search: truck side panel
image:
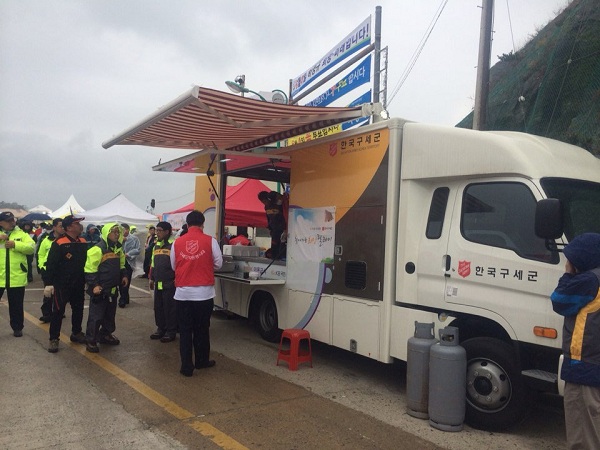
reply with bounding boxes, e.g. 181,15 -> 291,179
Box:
287,128 -> 389,298
285,127 -> 392,358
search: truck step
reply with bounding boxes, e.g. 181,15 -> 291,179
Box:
522,369 -> 557,384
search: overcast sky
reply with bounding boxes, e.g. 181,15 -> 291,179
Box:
0,0 -> 569,214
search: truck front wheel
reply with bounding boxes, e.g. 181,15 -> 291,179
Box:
462,337 -> 528,430
255,297 -> 281,343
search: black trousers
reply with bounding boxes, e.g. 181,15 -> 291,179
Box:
40,269 -> 52,319
49,283 -> 85,341
177,299 -> 213,373
143,251 -> 152,276
118,262 -> 133,305
0,287 -> 25,332
26,254 -> 34,282
85,293 -> 118,343
154,285 -> 177,335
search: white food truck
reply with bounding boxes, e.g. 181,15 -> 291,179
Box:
104,88 -> 600,430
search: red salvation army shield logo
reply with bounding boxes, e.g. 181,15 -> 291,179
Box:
329,143 -> 337,157
458,260 -> 471,278
186,240 -> 199,254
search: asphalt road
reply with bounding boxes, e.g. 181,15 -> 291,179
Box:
0,274 -> 567,449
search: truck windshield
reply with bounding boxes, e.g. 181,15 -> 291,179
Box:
541,178 -> 600,240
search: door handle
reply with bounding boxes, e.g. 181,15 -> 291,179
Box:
444,254 -> 451,277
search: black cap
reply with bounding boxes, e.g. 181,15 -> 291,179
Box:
62,215 -> 84,228
0,211 -> 15,222
156,221 -> 172,232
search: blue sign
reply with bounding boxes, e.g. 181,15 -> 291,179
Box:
342,90 -> 372,130
305,55 -> 371,108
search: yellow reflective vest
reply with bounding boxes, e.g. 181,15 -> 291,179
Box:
36,233 -> 55,272
0,226 -> 35,288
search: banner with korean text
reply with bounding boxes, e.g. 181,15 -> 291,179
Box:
289,207 -> 336,263
304,55 -> 371,108
291,16 -> 371,96
341,90 -> 372,130
285,91 -> 372,146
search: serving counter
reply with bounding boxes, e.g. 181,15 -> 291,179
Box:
214,273 -> 286,285
215,254 -> 286,285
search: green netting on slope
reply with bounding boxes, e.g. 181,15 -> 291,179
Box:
457,0 -> 600,156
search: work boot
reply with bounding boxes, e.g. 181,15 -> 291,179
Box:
99,334 -> 120,345
70,332 -> 86,344
195,360 -> 216,369
160,334 -> 176,343
48,339 -> 59,353
150,330 -> 164,340
179,368 -> 193,377
86,341 -> 99,353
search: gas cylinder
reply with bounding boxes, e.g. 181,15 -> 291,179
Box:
428,326 -> 466,432
406,322 -> 437,419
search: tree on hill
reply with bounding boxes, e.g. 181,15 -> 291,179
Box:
0,201 -> 28,210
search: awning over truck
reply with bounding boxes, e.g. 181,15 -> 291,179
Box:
102,86 -> 372,153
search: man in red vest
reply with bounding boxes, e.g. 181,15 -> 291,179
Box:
170,210 -> 222,377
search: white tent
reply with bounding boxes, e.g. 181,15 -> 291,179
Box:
28,204 -> 53,215
51,194 -> 85,217
80,193 -> 157,227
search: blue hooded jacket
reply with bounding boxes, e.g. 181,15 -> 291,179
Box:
551,233 -> 600,316
551,233 -> 600,386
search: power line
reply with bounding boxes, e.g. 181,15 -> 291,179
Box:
387,0 -> 449,106
545,0 -> 588,135
505,0 -> 516,54
504,0 -> 529,132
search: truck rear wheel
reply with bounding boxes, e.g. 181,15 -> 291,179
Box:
462,337 -> 528,430
255,297 -> 281,343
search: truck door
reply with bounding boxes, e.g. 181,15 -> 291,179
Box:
412,185 -> 458,305
444,180 -> 562,337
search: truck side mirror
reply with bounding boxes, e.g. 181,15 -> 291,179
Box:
535,199 -> 563,239
535,199 -> 565,253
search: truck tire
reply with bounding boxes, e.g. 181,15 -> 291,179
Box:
255,297 -> 281,343
462,337 -> 528,431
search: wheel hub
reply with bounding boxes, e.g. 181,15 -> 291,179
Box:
466,359 -> 512,412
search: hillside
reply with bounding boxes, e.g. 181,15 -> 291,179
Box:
457,0 -> 600,156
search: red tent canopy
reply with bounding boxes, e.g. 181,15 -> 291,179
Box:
224,179 -> 270,228
163,179 -> 271,228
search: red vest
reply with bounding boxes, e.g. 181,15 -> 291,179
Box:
174,227 -> 214,287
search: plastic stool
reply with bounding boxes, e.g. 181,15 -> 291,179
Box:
276,329 -> 313,371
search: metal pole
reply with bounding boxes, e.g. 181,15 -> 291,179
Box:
473,0 -> 493,130
374,6 -> 382,105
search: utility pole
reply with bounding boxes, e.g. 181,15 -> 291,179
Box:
473,0 -> 494,130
